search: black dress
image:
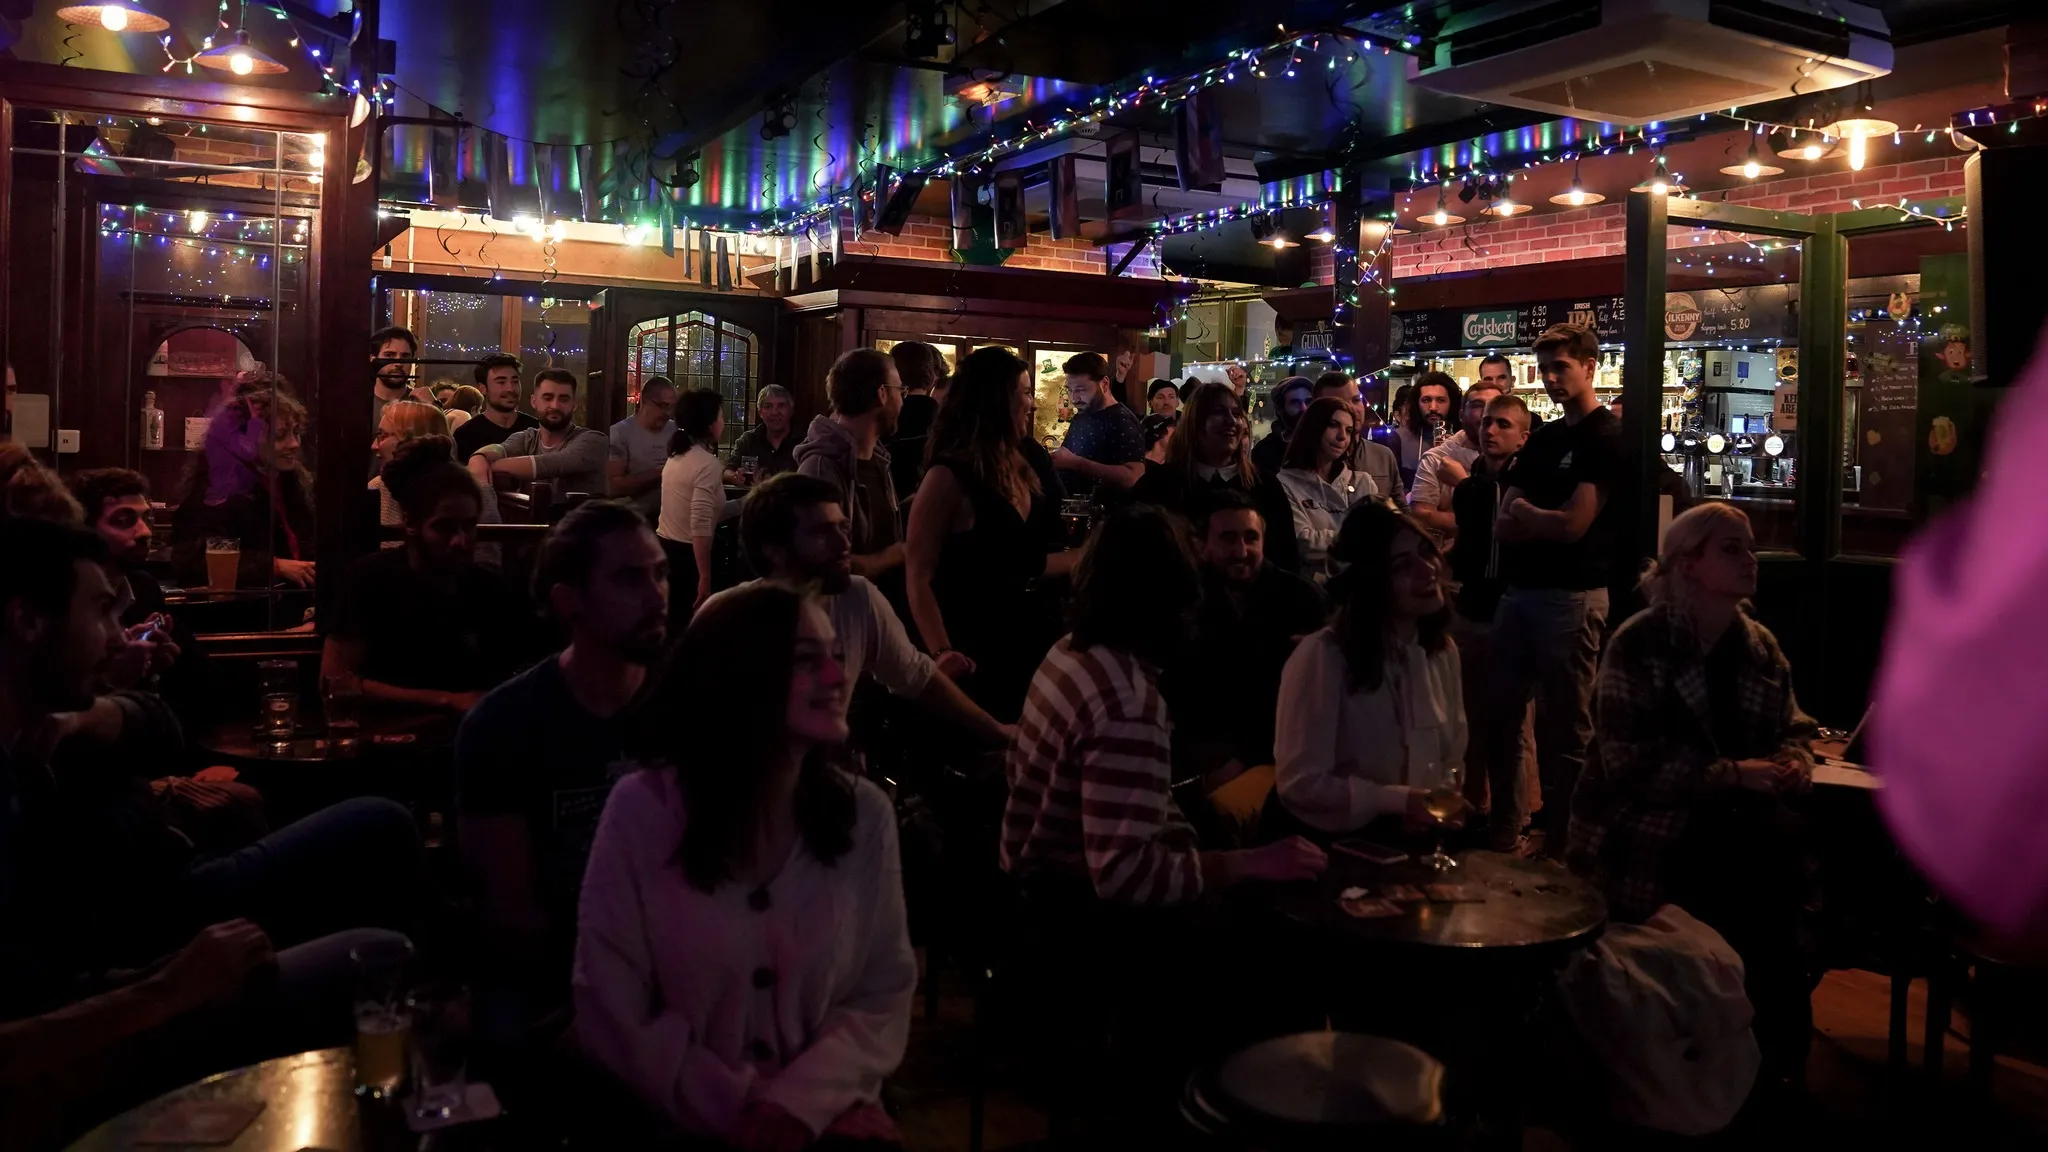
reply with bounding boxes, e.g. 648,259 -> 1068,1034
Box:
928,455 -> 1063,723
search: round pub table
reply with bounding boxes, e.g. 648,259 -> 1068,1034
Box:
1271,850 -> 1607,1151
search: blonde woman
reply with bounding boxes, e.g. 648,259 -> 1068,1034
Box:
1567,501 -> 1816,1092
371,399 -> 449,530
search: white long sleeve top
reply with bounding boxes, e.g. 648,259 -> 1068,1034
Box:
571,769 -> 916,1139
1273,628 -> 1466,833
657,445 -> 738,543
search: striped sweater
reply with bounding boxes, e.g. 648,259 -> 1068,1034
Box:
999,637 -> 1203,906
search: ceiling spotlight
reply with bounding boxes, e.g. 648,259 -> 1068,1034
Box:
195,29 -> 288,76
1548,158 -> 1605,206
677,152 -> 701,188
760,90 -> 800,141
1247,211 -> 1277,242
904,0 -> 956,59
55,2 -> 168,32
1720,136 -> 1784,180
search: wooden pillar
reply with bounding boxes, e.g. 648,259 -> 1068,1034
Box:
314,0 -> 383,626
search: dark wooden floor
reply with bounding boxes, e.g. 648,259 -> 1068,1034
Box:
889,962 -> 2048,1150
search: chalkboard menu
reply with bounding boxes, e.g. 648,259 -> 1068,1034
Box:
1391,284 -> 1792,353
1857,320 -> 1920,514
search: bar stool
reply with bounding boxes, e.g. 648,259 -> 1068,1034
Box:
1180,1032 -> 1449,1150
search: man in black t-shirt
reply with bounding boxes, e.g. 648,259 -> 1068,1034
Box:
456,503 -> 668,1039
1487,323 -> 1622,852
1052,350 -> 1145,502
451,354 -> 537,460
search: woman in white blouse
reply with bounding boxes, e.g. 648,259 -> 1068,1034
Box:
658,388 -> 740,612
574,582 -> 916,1147
1273,397 -> 1377,585
1270,500 -> 1468,841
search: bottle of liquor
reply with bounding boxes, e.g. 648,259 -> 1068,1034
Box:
139,390 -> 165,451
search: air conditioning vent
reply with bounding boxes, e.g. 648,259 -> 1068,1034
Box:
1415,0 -> 1891,124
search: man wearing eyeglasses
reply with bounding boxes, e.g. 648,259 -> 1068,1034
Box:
606,376 -> 679,519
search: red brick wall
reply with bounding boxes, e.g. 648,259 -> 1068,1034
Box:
1389,156 -> 1968,278
834,211 -> 1161,277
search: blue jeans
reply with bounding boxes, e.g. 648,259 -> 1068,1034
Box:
183,796 -> 420,949
1483,587 -> 1609,844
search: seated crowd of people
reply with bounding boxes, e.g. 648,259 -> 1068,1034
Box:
0,319 -> 1822,1148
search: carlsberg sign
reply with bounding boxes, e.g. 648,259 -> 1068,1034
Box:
1461,310 -> 1518,347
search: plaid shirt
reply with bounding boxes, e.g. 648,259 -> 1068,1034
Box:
1567,604 -> 1816,921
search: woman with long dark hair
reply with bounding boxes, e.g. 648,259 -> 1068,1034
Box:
658,388 -> 739,613
1275,396 -> 1377,585
576,582 -> 915,1146
905,345 -> 1077,721
322,435 -> 523,712
1270,500 -> 1466,841
1131,380 -> 1300,573
170,376 -> 316,590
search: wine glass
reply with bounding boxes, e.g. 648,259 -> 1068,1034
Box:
1419,759 -> 1466,873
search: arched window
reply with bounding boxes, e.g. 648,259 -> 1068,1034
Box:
627,311 -> 760,448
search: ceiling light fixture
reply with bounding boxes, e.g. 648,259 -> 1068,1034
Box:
1720,135 -> 1784,180
1421,186 -> 1464,227
1548,158 -> 1605,206
1482,197 -> 1530,217
1305,226 -> 1336,242
1775,131 -> 1832,161
195,29 -> 288,76
1824,83 -> 1898,172
55,2 -> 168,32
1632,153 -> 1686,196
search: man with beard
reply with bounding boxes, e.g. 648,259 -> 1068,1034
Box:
469,368 -> 609,498
795,349 -> 904,579
1409,381 -> 1501,549
452,353 -> 537,460
1250,375 -> 1314,480
711,472 -> 1011,748
1167,491 -> 1325,801
370,327 -> 433,463
1051,350 -> 1146,502
456,502 -> 670,1040
70,469 -> 185,693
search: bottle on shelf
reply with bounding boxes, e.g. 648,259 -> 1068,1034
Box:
139,390 -> 165,451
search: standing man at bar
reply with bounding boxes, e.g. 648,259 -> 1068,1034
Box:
1487,323 -> 1623,853
1250,376 -> 1314,480
1051,352 -> 1146,502
1409,381 -> 1501,549
453,354 -> 536,460
371,327 -> 428,474
606,376 -> 677,520
469,369 -> 609,498
795,349 -> 904,580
